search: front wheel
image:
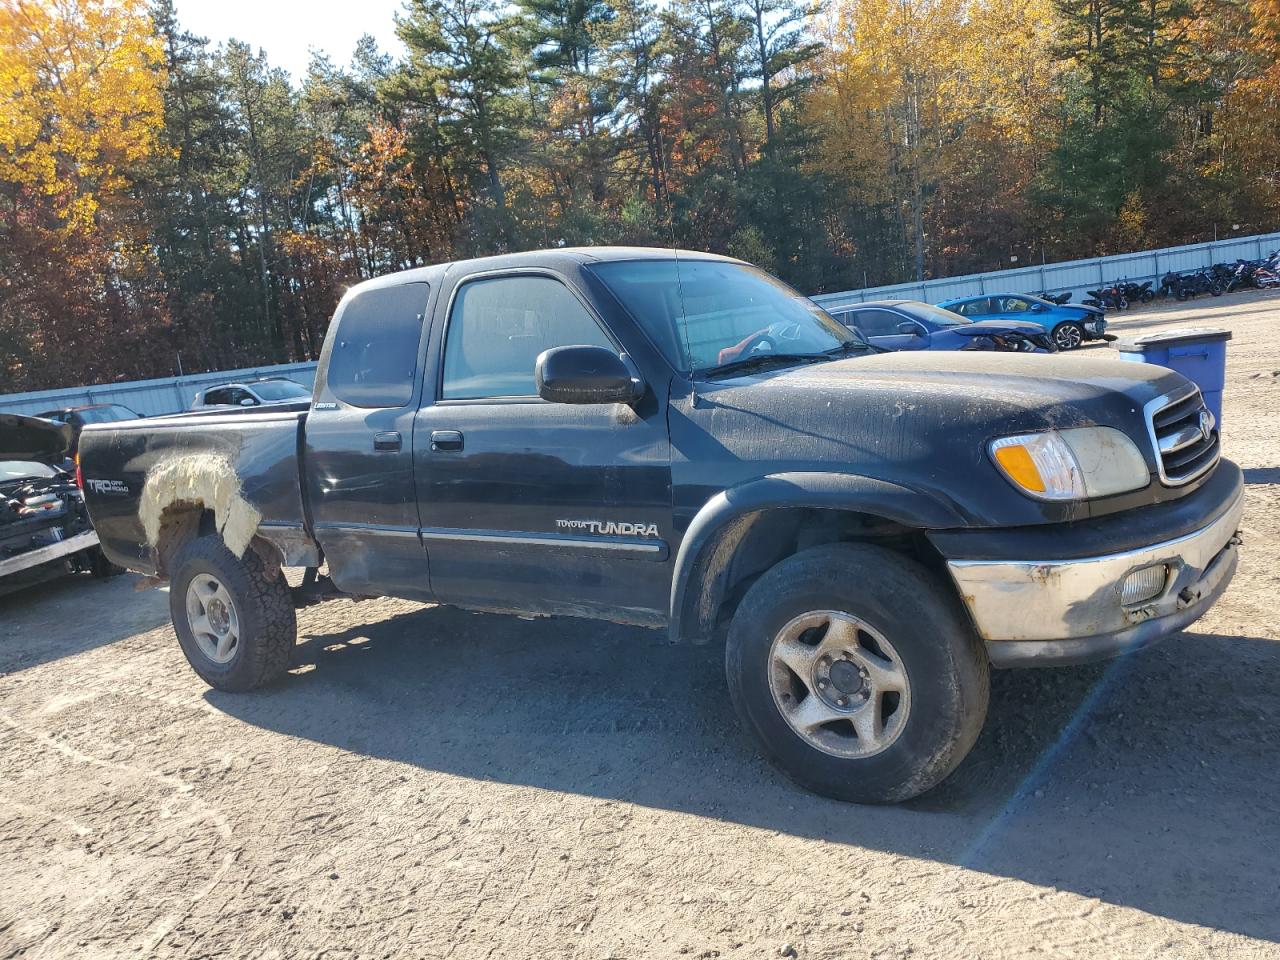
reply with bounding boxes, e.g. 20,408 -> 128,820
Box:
725,543 -> 989,804
169,535 -> 297,691
1052,321 -> 1085,350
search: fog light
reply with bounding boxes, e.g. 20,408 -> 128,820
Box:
1119,565 -> 1168,605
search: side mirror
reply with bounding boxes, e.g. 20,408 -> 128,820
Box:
1030,302 -> 1046,313
897,321 -> 923,337
239,397 -> 256,407
536,345 -> 642,405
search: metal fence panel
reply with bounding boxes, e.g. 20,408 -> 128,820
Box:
813,230 -> 1280,309
0,361 -> 318,417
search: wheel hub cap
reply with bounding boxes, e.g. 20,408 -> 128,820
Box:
827,658 -> 865,695
185,573 -> 241,665
767,610 -> 912,759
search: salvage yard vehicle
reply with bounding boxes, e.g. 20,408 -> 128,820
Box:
937,293 -> 1108,351
78,248 -> 1243,804
191,377 -> 311,410
827,299 -> 1054,352
1,414 -> 117,595
34,403 -> 141,458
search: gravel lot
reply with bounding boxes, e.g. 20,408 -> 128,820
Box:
3,290 -> 1279,960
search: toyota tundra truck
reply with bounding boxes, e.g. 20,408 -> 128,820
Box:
78,247 -> 1243,803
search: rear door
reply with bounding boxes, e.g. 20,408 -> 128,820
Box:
413,269 -> 673,622
305,281 -> 434,599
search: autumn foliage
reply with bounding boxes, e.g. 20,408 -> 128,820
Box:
0,0 -> 1277,390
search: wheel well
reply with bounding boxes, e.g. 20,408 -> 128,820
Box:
678,507 -> 945,643
153,503 -> 215,578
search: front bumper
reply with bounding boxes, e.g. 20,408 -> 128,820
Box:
1083,317 -> 1107,337
945,482 -> 1243,667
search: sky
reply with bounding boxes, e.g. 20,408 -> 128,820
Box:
174,0 -> 408,80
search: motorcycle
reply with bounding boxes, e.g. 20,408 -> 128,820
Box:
1034,291 -> 1072,305
1118,280 -> 1154,304
1086,284 -> 1127,310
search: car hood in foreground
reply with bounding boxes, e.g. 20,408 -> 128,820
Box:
0,414 -> 72,463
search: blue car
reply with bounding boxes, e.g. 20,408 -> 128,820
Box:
935,293 -> 1107,351
828,300 -> 1054,353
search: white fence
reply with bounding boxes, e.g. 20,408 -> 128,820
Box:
0,361 -> 318,418
811,231 -> 1280,312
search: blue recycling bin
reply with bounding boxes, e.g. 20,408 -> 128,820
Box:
1115,328 -> 1231,428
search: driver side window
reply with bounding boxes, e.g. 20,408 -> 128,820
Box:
442,275 -> 615,400
854,309 -> 906,337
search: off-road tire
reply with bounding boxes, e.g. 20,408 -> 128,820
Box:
725,543 -> 989,804
169,535 -> 296,691
1052,321 -> 1085,350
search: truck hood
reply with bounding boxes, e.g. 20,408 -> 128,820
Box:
0,414 -> 72,463
682,350 -> 1192,525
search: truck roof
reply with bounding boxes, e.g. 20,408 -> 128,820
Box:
343,246 -> 742,298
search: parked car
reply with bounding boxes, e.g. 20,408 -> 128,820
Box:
191,378 -> 311,410
35,403 -> 142,458
80,247 -> 1240,805
936,293 -> 1108,351
828,300 -> 1054,352
1,414 -> 118,594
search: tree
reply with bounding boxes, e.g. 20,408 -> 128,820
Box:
0,0 -> 166,388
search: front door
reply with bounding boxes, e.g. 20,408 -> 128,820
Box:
414,271 -> 673,623
853,308 -> 929,350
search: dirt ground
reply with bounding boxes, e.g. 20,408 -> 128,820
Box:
3,290 -> 1279,960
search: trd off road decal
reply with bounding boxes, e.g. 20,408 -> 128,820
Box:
556,519 -> 660,538
86,478 -> 130,496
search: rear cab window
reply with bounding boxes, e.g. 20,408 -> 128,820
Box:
328,283 -> 430,407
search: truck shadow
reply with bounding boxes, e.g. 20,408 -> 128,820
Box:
209,603 -> 1280,943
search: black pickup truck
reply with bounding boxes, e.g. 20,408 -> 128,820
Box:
79,248 -> 1243,803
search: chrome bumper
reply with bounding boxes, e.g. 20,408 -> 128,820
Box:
947,489 -> 1244,667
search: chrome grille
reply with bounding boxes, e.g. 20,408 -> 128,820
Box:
1145,388 -> 1219,485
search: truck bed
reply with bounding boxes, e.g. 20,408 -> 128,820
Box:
79,404 -> 311,575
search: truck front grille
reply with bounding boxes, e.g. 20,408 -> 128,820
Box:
1147,388 -> 1219,485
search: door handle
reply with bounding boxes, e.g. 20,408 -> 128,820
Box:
430,430 -> 464,452
373,431 -> 402,452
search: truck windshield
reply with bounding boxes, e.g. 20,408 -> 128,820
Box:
588,259 -> 863,376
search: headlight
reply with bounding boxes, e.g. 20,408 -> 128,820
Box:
989,427 -> 1149,500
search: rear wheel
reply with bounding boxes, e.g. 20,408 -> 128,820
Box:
1052,321 -> 1085,350
169,535 -> 296,691
725,543 -> 989,804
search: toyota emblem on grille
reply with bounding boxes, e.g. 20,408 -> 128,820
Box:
1198,409 -> 1214,441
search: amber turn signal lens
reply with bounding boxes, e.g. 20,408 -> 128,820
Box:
992,444 -> 1045,493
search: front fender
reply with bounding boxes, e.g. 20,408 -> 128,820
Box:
668,472 -> 968,643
